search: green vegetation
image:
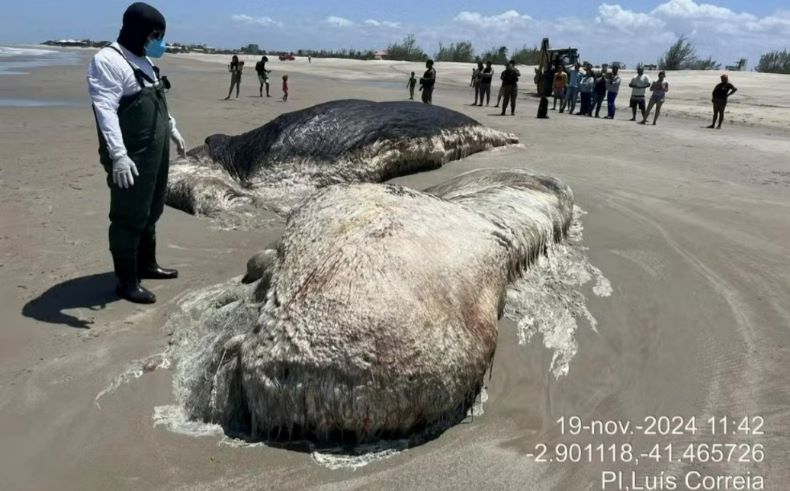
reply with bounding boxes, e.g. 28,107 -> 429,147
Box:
434,41 -> 475,63
756,49 -> 790,74
658,35 -> 719,70
386,34 -> 429,62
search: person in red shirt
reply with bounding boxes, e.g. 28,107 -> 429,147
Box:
282,74 -> 288,101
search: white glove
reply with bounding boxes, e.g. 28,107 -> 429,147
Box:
112,155 -> 138,189
171,127 -> 187,158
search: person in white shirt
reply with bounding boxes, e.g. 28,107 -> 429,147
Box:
628,65 -> 651,121
604,66 -> 621,119
87,2 -> 186,304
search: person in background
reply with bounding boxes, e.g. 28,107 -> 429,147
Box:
471,61 -> 483,105
628,64 -> 651,121
87,2 -> 186,304
640,70 -> 668,125
578,64 -> 595,116
500,59 -> 520,116
478,60 -> 494,106
708,74 -> 737,129
407,71 -> 417,100
224,55 -> 243,100
593,68 -> 607,117
419,59 -> 436,104
255,55 -> 271,97
561,63 -> 581,114
282,74 -> 288,101
604,65 -> 621,119
552,64 -> 567,111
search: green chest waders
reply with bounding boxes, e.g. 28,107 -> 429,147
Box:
93,47 -> 172,298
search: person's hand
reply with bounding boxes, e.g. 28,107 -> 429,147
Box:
171,127 -> 187,158
112,155 -> 138,189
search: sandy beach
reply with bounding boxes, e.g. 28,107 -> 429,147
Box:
1,49 -> 789,490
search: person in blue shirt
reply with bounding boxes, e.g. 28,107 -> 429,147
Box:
561,63 -> 581,114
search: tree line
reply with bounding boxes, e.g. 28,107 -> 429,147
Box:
299,34 -> 789,75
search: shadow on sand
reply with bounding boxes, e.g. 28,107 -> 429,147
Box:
21,272 -> 118,329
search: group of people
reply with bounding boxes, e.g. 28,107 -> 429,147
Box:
470,60 -> 522,115
549,64 -> 668,124
405,59 -> 439,104
546,62 -> 737,128
408,58 -> 523,115
224,54 -> 288,101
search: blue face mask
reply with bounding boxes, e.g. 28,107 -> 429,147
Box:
145,37 -> 166,58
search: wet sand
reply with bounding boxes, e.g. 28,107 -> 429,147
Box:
1,52 -> 789,490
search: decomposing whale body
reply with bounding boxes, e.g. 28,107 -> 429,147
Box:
165,100 -> 518,217
168,168 -> 573,443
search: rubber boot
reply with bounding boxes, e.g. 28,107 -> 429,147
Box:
138,234 -> 178,280
113,256 -> 156,304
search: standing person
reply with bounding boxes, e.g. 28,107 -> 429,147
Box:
87,2 -> 186,304
640,71 -> 668,125
224,55 -> 243,100
419,59 -> 436,104
593,68 -> 607,117
552,65 -> 567,111
578,65 -> 595,116
478,60 -> 494,106
708,74 -> 737,129
604,65 -> 621,119
255,55 -> 271,97
282,74 -> 288,101
500,60 -> 520,116
628,65 -> 651,121
561,63 -> 581,114
470,61 -> 483,105
407,71 -> 417,100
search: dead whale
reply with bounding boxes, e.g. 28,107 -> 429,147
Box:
165,100 -> 518,218
167,168 -> 573,443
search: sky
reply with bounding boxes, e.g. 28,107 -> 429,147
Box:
2,0 -> 789,68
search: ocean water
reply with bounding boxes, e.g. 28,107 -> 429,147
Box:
0,46 -> 85,107
0,46 -> 82,75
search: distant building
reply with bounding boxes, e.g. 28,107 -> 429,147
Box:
610,61 -> 626,69
241,44 -> 262,54
643,64 -> 658,71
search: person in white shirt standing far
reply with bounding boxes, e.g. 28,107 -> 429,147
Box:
87,2 -> 187,304
604,65 -> 621,119
628,65 -> 651,122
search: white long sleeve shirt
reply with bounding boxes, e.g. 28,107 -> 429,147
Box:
87,42 -> 176,161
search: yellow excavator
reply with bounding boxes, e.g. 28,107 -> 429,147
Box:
534,38 -> 580,95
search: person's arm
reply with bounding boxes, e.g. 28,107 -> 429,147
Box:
728,85 -> 737,97
629,77 -> 636,88
664,82 -> 669,92
168,114 -> 187,158
88,55 -> 129,161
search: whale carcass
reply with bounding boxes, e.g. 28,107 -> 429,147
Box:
168,168 -> 574,443
165,100 -> 518,217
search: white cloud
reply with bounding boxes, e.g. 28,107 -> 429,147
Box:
596,4 -> 665,31
363,19 -> 401,29
453,10 -> 532,30
324,16 -> 354,28
231,14 -> 283,28
651,0 -> 753,21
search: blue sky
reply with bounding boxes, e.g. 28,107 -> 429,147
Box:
3,0 -> 789,67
